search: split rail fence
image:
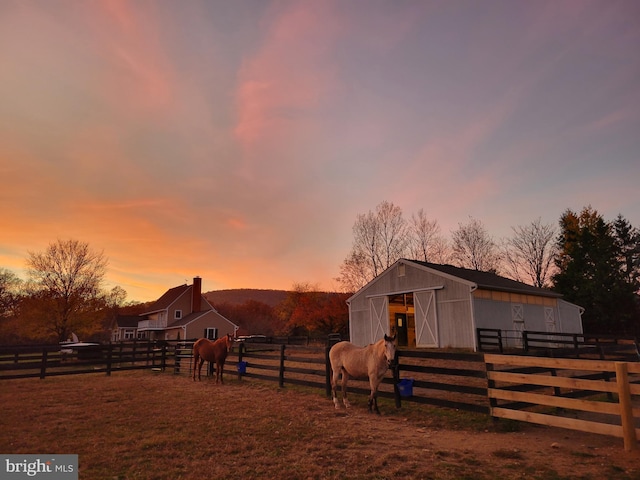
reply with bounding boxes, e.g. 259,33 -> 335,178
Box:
485,354 -> 640,451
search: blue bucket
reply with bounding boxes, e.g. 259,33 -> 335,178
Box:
237,361 -> 247,374
397,378 -> 414,397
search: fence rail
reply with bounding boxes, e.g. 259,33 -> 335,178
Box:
485,353 -> 640,451
477,328 -> 640,361
4,340 -> 640,450
0,341 -> 175,380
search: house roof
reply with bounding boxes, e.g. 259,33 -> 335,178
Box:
167,309 -> 236,328
115,315 -> 143,328
140,284 -> 190,315
406,260 -> 562,298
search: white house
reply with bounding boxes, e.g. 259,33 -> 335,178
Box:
347,259 -> 584,350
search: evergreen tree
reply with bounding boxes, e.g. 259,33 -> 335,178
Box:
553,207 -> 638,335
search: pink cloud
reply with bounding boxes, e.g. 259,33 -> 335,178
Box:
90,1 -> 176,114
233,2 -> 342,148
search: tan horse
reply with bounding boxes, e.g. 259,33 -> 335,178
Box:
329,334 -> 396,414
192,334 -> 233,383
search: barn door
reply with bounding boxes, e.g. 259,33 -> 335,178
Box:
544,307 -> 558,346
512,304 -> 524,348
369,296 -> 389,343
414,291 -> 437,347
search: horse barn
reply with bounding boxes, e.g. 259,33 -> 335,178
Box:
347,259 -> 584,351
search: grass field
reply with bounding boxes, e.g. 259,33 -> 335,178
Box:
1,371 -> 639,479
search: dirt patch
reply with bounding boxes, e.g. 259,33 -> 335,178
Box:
1,372 -> 638,479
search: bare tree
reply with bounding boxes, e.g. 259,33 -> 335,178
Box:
337,201 -> 408,292
451,217 -> 501,271
377,200 -> 409,269
25,239 -> 108,342
502,218 -> 557,287
0,268 -> 22,318
408,209 -> 447,262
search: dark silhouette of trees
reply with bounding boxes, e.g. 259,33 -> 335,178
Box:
451,217 -> 501,272
502,218 -> 557,288
553,207 -> 639,335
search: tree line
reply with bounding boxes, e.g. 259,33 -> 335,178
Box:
0,240 -> 350,344
2,202 -> 639,343
337,201 -> 640,335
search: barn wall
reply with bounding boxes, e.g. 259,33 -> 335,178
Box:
473,298 -> 512,331
558,300 -> 584,333
348,306 -> 371,346
437,299 -> 475,348
348,261 -> 476,347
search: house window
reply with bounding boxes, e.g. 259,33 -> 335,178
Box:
205,327 -> 217,340
124,329 -> 135,340
175,310 -> 182,320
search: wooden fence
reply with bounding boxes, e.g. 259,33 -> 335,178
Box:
4,340 -> 640,450
485,354 -> 640,451
0,341 -> 173,380
477,328 -> 640,361
233,342 -> 489,413
0,340 -> 489,414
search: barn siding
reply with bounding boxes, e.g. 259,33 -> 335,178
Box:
558,300 -> 584,334
348,260 -> 583,350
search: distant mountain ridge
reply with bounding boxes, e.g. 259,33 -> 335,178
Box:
204,289 -> 288,308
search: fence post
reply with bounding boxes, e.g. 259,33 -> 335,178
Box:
40,349 -> 47,380
325,346 -> 332,397
106,345 -> 113,376
393,351 -> 401,409
161,344 -> 167,372
615,362 -> 637,452
278,344 -> 285,388
237,342 -> 244,381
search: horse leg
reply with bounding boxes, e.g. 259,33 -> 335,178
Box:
217,361 -> 224,384
192,354 -> 197,381
197,358 -> 204,381
341,369 -> 351,409
368,376 -> 381,414
331,366 -> 341,409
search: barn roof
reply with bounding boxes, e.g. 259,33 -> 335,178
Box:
405,260 -> 562,298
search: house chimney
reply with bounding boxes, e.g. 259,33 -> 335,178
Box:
192,276 -> 202,312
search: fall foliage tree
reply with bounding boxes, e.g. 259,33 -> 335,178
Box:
25,239 -> 108,342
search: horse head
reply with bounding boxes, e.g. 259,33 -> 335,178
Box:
383,334 -> 397,367
224,333 -> 233,353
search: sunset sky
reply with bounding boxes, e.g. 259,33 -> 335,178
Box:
1,0 -> 639,302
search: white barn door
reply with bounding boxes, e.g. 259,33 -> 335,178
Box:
414,291 -> 438,347
369,296 -> 389,344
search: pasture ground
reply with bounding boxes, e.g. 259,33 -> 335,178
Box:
1,371 -> 639,480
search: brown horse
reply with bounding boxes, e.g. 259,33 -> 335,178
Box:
192,334 -> 233,383
329,334 -> 396,414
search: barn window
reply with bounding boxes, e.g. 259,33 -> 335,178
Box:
205,327 -> 217,340
398,264 -> 405,277
175,310 -> 182,320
